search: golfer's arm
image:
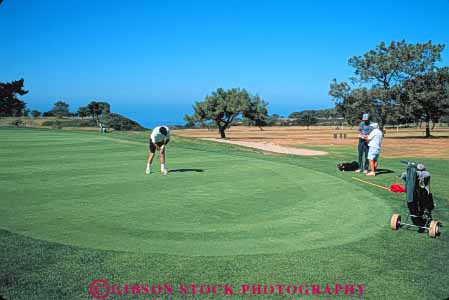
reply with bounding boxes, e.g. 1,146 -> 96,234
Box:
150,136 -> 161,150
357,124 -> 363,136
358,131 -> 364,139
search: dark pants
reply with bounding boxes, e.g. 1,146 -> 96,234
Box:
149,139 -> 170,153
358,138 -> 369,170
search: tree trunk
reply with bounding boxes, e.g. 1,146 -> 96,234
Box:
425,121 -> 431,138
218,126 -> 226,138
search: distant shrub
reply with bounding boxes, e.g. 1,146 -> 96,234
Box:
42,119 -> 97,127
40,115 -> 145,131
10,119 -> 24,127
106,113 -> 146,131
51,120 -> 63,129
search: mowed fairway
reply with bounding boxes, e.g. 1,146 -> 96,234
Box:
0,128 -> 448,300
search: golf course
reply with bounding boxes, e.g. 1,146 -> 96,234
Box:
0,127 -> 448,300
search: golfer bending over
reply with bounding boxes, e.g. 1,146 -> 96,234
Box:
145,126 -> 170,175
365,123 -> 383,176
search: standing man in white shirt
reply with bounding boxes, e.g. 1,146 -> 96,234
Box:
145,126 -> 170,175
365,123 -> 383,176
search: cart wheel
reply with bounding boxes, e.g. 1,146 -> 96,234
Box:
428,220 -> 440,238
390,214 -> 401,230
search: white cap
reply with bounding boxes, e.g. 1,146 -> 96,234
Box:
370,122 -> 379,129
417,163 -> 426,171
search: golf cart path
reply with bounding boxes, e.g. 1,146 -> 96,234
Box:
201,138 -> 328,156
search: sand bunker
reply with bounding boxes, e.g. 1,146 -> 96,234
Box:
201,138 -> 327,156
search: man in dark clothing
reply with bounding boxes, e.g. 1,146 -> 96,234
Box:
356,113 -> 372,173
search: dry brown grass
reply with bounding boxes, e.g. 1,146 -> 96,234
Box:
173,126 -> 449,159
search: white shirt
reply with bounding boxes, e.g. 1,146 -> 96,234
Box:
368,128 -> 383,149
151,126 -> 170,144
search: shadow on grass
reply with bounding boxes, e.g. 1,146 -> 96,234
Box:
168,168 -> 205,173
375,168 -> 395,175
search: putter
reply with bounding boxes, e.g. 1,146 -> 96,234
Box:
351,177 -> 390,191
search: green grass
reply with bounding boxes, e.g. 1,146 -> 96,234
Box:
0,128 -> 448,300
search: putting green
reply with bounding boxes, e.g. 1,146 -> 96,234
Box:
0,129 -> 391,256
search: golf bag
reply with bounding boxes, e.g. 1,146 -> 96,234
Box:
337,161 -> 359,171
401,163 -> 434,227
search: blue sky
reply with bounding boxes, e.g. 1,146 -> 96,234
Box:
1,0 -> 449,127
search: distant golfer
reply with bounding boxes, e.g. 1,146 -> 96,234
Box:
145,126 -> 170,175
356,113 -> 372,173
365,122 -> 383,176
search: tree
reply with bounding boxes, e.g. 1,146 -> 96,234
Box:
186,88 -> 267,138
31,110 -> 41,118
266,114 -> 281,126
77,106 -> 91,119
329,80 -> 352,122
401,67 -> 449,137
296,112 -> 318,129
183,114 -> 196,128
99,112 -> 112,128
347,40 -> 444,128
331,41 -> 445,128
50,101 -> 70,118
289,109 -> 336,120
329,80 -> 377,127
243,95 -> 269,130
87,101 -> 110,125
0,78 -> 28,117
